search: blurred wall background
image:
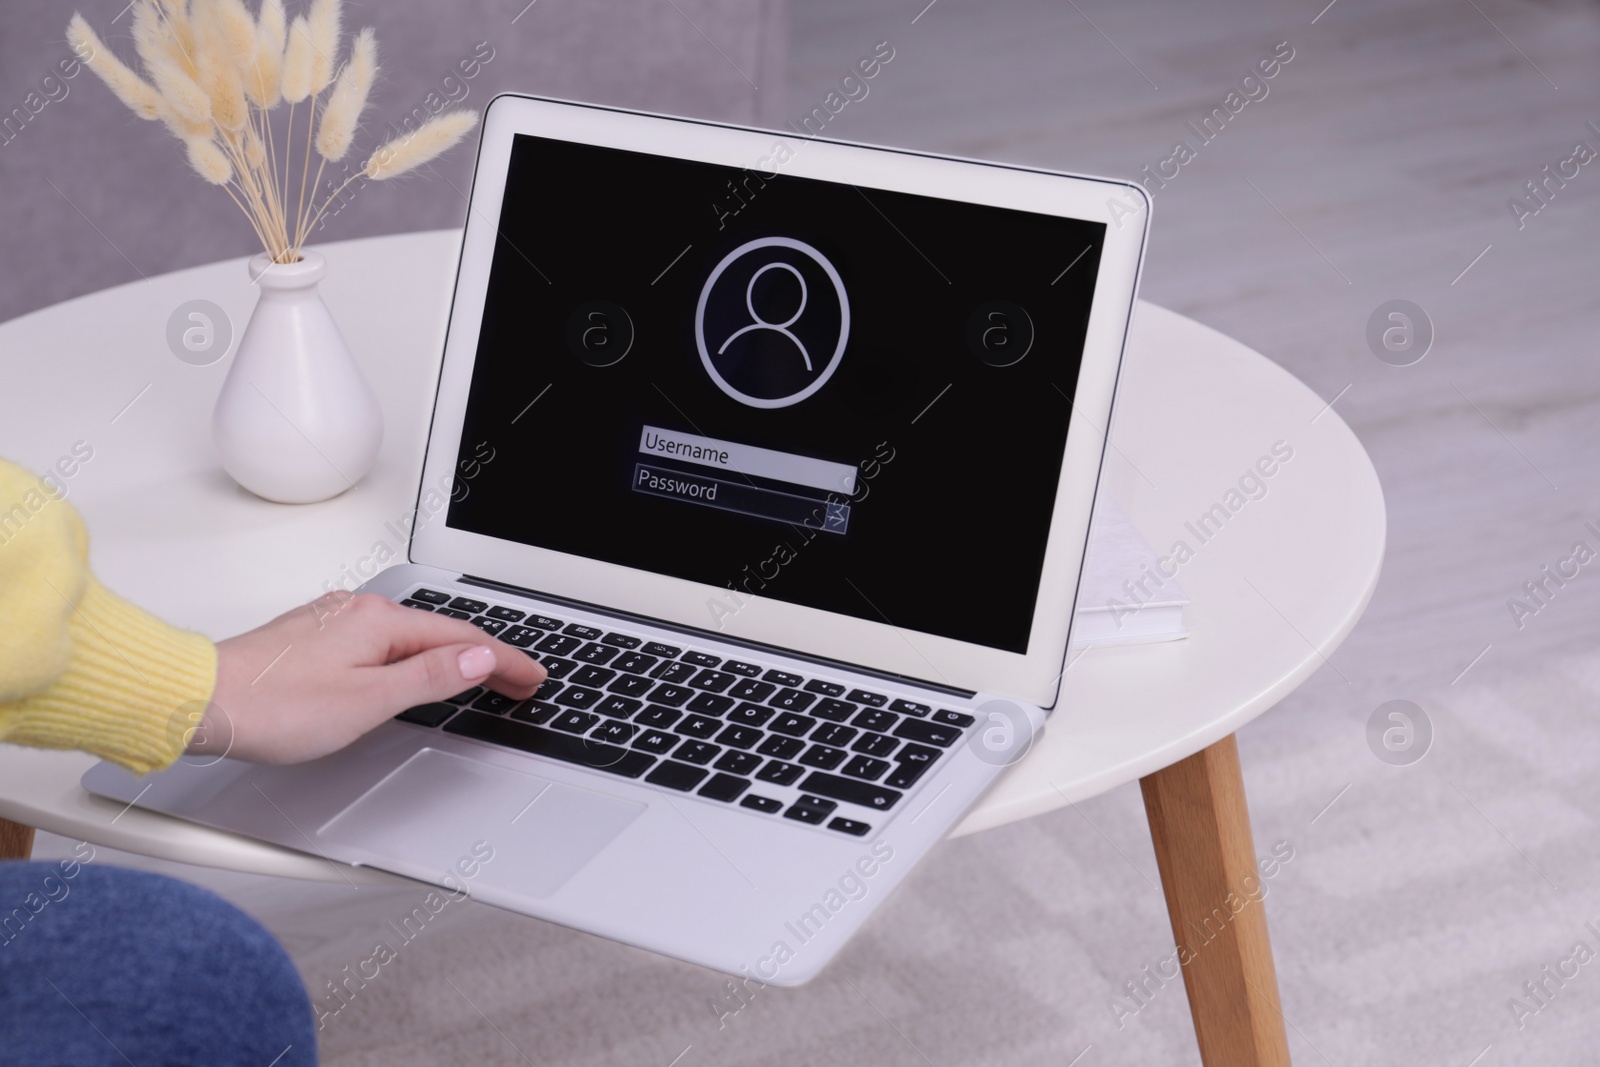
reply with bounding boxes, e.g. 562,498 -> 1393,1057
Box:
0,0 -> 786,324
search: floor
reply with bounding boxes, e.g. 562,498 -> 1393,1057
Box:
31,0 -> 1600,1062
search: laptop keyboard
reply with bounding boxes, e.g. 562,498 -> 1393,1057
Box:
393,587 -> 978,838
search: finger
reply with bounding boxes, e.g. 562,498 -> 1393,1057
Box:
328,595 -> 502,660
376,641 -> 542,709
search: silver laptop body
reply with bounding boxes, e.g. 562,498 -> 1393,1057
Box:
85,94 -> 1149,984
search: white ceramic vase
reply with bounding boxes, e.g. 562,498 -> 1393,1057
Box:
212,250 -> 383,504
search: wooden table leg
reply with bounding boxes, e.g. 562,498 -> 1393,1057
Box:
0,816 -> 35,860
1140,734 -> 1290,1067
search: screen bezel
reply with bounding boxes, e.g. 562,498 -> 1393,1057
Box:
411,93 -> 1150,708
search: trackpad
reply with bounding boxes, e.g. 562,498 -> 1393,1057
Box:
317,748 -> 644,898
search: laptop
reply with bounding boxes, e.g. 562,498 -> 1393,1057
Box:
85,94 -> 1149,985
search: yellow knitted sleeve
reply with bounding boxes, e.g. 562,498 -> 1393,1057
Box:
0,458 -> 216,774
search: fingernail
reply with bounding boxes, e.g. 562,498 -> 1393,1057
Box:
458,645 -> 495,680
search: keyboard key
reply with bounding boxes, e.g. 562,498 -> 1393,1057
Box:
570,665 -> 617,689
443,711 -> 655,777
535,633 -> 583,657
883,761 -> 930,789
681,651 -> 721,668
601,633 -> 641,649
410,588 -> 450,604
885,744 -> 939,789
510,701 -> 560,726
645,761 -> 708,791
715,724 -> 763,749
437,608 -> 474,620
396,702 -> 456,727
486,605 -> 525,622
727,702 -> 775,728
798,744 -> 847,770
594,695 -> 642,719
674,715 -> 722,740
448,597 -> 488,614
673,741 -> 721,765
842,755 -> 890,781
470,616 -> 507,635
540,657 -> 577,679
501,625 -> 540,648
889,698 -> 932,717
812,723 -> 858,747
689,669 -> 735,693
551,710 -> 600,734
894,719 -> 961,747
763,669 -> 803,688
472,691 -> 519,714
714,750 -> 762,775
756,761 -> 804,786
853,708 -> 899,733
784,795 -> 837,824
804,679 -> 846,697
648,683 -> 694,707
642,642 -> 682,658
722,660 -> 762,677
769,689 -> 816,712
797,771 -> 902,811
756,735 -> 804,760
553,687 -> 602,710
650,661 -> 698,684
740,794 -> 783,813
633,730 -> 679,755
612,652 -> 658,674
563,623 -> 604,640
607,674 -> 655,698
852,732 -> 899,758
769,713 -> 816,736
934,709 -> 977,727
399,599 -> 435,611
847,689 -> 887,707
728,679 -> 776,702
574,642 -> 618,665
531,680 -> 565,701
828,817 -> 872,836
526,614 -> 564,631
636,705 -> 682,729
686,692 -> 734,716
592,720 -> 636,744
698,773 -> 750,803
811,698 -> 856,722
447,686 -> 484,705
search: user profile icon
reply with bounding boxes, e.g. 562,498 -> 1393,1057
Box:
967,300 -> 1034,367
695,236 -> 849,408
566,299 -> 634,367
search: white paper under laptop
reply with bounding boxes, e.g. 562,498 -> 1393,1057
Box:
84,95 -> 1150,984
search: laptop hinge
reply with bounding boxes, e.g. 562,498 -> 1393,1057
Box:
458,574 -> 977,699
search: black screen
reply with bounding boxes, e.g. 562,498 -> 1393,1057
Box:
447,132 -> 1105,653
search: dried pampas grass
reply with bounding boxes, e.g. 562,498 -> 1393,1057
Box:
365,112 -> 478,180
66,16 -> 164,120
67,0 -> 479,263
187,136 -> 233,184
306,0 -> 341,94
314,26 -> 373,162
247,0 -> 285,107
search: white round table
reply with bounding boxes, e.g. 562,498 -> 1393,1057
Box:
0,230 -> 1383,1067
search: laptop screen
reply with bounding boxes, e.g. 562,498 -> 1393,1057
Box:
445,133 -> 1106,655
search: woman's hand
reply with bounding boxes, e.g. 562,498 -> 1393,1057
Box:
193,592 -> 546,764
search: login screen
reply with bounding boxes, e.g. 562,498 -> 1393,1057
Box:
445,132 -> 1106,653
